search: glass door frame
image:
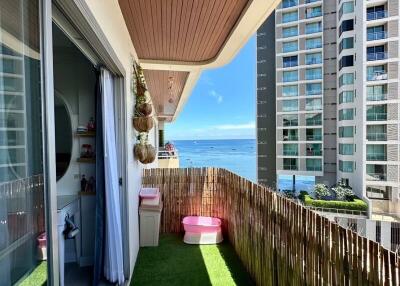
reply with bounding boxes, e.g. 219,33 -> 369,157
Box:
41,0 -> 59,285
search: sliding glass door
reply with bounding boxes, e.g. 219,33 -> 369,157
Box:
0,0 -> 47,284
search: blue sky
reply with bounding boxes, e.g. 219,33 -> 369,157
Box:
165,36 -> 256,141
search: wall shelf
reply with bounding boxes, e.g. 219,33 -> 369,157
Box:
76,131 -> 96,137
77,157 -> 96,163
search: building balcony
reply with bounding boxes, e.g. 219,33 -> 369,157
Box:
283,61 -> 298,68
282,0 -> 298,9
306,118 -> 322,126
139,168 -> 397,285
306,11 -> 322,19
306,149 -> 322,156
367,52 -> 388,61
306,134 -> 322,141
283,150 -> 298,156
283,164 -> 298,170
367,93 -> 387,101
366,153 -> 387,161
366,132 -> 387,141
367,112 -> 387,121
367,72 -> 387,81
283,135 -> 298,141
367,31 -> 387,41
366,11 -> 388,21
366,172 -> 387,181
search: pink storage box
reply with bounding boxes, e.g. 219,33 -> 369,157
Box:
140,188 -> 160,206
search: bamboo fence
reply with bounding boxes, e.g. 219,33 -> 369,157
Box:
142,167 -> 400,286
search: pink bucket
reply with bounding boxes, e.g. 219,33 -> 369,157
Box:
182,216 -> 221,233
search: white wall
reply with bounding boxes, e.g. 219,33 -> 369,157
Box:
83,0 -> 158,278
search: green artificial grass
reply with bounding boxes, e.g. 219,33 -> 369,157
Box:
20,261 -> 47,286
131,234 -> 255,286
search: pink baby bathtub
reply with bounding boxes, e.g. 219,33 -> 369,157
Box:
182,216 -> 223,244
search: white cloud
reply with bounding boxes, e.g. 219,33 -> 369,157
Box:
209,90 -> 223,103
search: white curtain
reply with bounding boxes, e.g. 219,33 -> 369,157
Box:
100,68 -> 125,284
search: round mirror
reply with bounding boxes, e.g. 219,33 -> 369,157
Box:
54,95 -> 72,181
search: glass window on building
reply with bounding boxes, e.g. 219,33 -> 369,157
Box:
282,99 -> 298,111
283,55 -> 298,68
339,37 -> 354,53
367,65 -> 386,81
339,19 -> 354,36
305,68 -> 322,80
339,1 -> 354,19
305,52 -> 322,65
366,165 -> 387,182
283,70 -> 298,82
282,85 -> 298,97
305,22 -> 322,34
283,129 -> 299,141
306,128 -> 322,141
282,11 -> 298,23
367,25 -> 386,41
283,158 -> 298,170
283,26 -> 298,38
367,85 -> 387,101
367,45 -> 386,61
306,143 -> 322,156
306,113 -> 322,126
306,98 -> 322,111
283,143 -> 298,156
339,55 -> 354,70
306,83 -> 322,95
339,73 -> 354,87
282,0 -> 299,9
367,104 -> 387,121
339,160 -> 354,172
367,125 -> 387,141
305,37 -> 322,49
282,114 -> 298,126
367,144 -> 386,161
306,6 -> 322,19
339,143 -> 354,155
339,126 -> 354,138
306,158 -> 322,171
282,40 -> 298,53
339,91 -> 354,103
339,108 -> 354,121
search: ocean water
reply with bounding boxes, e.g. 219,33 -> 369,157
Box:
173,139 -> 257,182
172,139 -> 315,191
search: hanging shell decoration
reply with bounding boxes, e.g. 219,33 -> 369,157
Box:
132,62 -> 157,164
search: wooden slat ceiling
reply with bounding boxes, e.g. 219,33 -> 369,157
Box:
143,69 -> 189,119
119,0 -> 250,62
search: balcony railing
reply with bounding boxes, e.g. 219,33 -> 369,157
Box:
367,31 -> 388,41
367,93 -> 387,101
283,135 -> 298,141
367,10 -> 388,21
366,172 -> 387,181
307,134 -> 322,141
367,52 -> 388,61
306,165 -> 322,171
282,0 -> 298,9
283,61 -> 298,68
367,112 -> 387,121
367,132 -> 387,141
367,153 -> 387,161
283,120 -> 298,127
283,164 -> 298,170
307,150 -> 322,156
306,118 -> 322,126
367,72 -> 388,81
142,167 -> 400,285
283,150 -> 298,156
